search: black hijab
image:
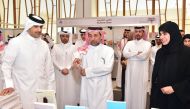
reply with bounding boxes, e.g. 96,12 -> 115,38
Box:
152,21 -> 183,83
183,34 -> 190,41
159,21 -> 183,53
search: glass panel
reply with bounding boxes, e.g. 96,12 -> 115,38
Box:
71,4 -> 75,18
98,0 -> 106,16
106,0 -> 111,16
111,0 -> 117,16
117,0 -> 123,16
186,0 -> 190,33
8,0 -> 13,28
71,0 -> 76,17
65,0 -> 70,18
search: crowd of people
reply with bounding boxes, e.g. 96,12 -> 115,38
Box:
0,14 -> 190,109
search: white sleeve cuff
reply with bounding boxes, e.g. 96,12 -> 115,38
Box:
5,79 -> 14,88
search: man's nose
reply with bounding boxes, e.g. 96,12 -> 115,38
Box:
91,36 -> 95,40
136,33 -> 140,35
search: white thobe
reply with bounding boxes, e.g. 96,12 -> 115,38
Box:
116,38 -> 128,88
0,43 -> 6,90
80,44 -> 114,109
150,45 -> 162,67
1,33 -> 55,109
149,45 -> 161,92
75,39 -> 85,49
115,46 -> 122,87
123,39 -> 151,109
51,43 -> 81,109
120,38 -> 128,51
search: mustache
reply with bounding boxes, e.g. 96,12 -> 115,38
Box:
36,32 -> 42,34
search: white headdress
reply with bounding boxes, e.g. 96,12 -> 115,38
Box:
19,14 -> 45,36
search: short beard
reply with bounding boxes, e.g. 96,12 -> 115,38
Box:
62,40 -> 69,44
136,36 -> 142,40
91,42 -> 100,46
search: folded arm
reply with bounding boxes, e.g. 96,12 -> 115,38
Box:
85,49 -> 114,78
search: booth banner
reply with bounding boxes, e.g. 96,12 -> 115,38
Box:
57,15 -> 160,27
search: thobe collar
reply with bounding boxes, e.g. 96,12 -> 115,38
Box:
61,42 -> 71,47
134,38 -> 144,43
88,43 -> 102,50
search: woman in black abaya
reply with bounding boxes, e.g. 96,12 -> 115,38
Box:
150,21 -> 190,109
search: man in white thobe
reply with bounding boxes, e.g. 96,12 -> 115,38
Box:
0,14 -> 55,109
41,33 -> 54,50
150,35 -> 162,69
117,29 -> 132,101
123,26 -> 151,109
73,27 -> 114,109
115,42 -> 122,88
116,29 -> 129,88
149,35 -> 162,92
75,29 -> 86,49
0,31 -> 5,90
51,31 -> 81,109
0,33 -> 15,90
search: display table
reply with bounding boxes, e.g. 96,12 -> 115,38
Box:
34,89 -> 57,109
0,92 -> 22,109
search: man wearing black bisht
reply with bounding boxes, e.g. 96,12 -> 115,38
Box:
150,21 -> 190,109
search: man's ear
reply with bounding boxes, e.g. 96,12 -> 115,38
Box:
142,30 -> 145,35
99,32 -> 102,36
